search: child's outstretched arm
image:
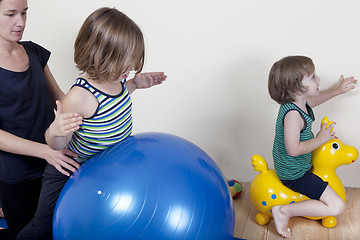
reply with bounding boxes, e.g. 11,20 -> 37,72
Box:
284,111 -> 336,157
308,75 -> 357,107
45,100 -> 83,150
126,72 -> 167,94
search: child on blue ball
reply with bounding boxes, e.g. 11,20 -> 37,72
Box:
17,7 -> 166,239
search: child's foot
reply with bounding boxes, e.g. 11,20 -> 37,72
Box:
272,205 -> 291,238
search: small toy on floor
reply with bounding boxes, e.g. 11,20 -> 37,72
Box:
228,179 -> 243,199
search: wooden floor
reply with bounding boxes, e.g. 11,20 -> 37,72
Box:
233,182 -> 360,240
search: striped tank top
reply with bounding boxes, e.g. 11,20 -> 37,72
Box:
67,78 -> 133,162
272,102 -> 315,180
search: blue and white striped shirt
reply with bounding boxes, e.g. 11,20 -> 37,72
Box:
67,78 -> 132,162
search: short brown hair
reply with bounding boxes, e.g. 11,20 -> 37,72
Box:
268,56 -> 315,104
74,7 -> 145,81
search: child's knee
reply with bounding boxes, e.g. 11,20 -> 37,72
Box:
330,199 -> 345,216
337,200 -> 345,215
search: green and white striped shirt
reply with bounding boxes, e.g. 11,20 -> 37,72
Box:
273,102 -> 314,180
67,78 -> 133,163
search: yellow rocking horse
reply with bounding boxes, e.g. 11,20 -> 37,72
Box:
249,116 -> 358,228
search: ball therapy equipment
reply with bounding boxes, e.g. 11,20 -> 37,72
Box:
249,117 -> 358,228
53,132 -> 235,240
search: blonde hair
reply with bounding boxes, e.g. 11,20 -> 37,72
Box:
74,7 -> 145,82
268,55 -> 315,104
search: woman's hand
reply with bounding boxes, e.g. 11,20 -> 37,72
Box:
42,145 -> 80,176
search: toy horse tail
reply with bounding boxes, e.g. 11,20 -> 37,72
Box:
251,154 -> 269,173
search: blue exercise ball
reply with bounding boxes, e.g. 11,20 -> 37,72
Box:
53,132 -> 235,240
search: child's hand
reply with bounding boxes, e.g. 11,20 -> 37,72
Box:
133,72 -> 167,89
336,75 -> 357,94
316,122 -> 336,145
50,100 -> 83,137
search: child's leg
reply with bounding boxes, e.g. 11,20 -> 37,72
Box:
16,164 -> 70,240
272,185 -> 344,238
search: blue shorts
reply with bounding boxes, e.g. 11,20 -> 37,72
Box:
281,170 -> 328,200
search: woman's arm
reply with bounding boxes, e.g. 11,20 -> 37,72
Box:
0,128 -> 80,176
44,64 -> 65,107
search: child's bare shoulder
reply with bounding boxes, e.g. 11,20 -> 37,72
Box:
63,87 -> 98,118
284,110 -> 304,129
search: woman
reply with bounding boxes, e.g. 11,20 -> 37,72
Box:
0,0 -> 79,239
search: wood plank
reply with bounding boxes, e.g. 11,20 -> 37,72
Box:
289,217 -> 328,240
233,182 -> 252,238
242,204 -> 269,240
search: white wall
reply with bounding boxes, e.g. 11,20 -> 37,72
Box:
24,0 -> 360,187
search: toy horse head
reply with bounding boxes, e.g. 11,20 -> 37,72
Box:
312,116 -> 358,171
